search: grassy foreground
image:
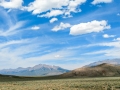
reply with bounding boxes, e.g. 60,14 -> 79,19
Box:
0,77 -> 120,90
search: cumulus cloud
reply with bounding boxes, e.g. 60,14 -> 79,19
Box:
52,22 -> 71,32
0,0 -> 23,9
92,0 -> 113,5
31,26 -> 40,30
67,0 -> 86,12
26,0 -> 67,14
103,34 -> 115,38
26,0 -> 86,17
50,18 -> 58,23
0,0 -> 87,18
70,20 -> 111,35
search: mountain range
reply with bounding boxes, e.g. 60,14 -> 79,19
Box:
0,58 -> 120,77
0,64 -> 69,76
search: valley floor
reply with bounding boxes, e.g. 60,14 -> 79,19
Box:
0,77 -> 120,90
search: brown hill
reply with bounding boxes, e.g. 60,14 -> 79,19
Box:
61,63 -> 120,77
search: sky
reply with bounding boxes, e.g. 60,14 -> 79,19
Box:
0,0 -> 120,70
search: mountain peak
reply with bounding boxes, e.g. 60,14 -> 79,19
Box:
31,64 -> 60,70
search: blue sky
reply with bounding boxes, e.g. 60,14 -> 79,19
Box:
0,0 -> 120,70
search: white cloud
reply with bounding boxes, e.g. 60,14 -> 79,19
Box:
0,37 -> 53,69
0,0 -> 86,18
114,38 -> 120,41
0,39 -> 35,69
87,40 -> 120,48
0,0 -> 23,9
26,0 -> 67,14
83,48 -> 120,58
104,48 -> 120,58
39,10 -> 64,18
67,0 -> 86,13
24,49 -> 75,62
99,41 -> 120,48
92,0 -> 113,5
0,9 -> 30,37
70,20 -> 111,35
26,0 -> 86,17
54,55 -> 63,58
103,34 -> 115,38
50,18 -> 58,23
0,21 -> 26,36
52,22 -> 71,32
0,39 -> 30,49
31,26 -> 40,30
82,39 -> 120,58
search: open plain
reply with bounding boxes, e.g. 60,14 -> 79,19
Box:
0,76 -> 120,90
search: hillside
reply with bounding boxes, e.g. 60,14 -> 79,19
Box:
0,64 -> 69,76
61,63 -> 120,77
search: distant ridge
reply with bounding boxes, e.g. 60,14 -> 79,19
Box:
0,64 -> 69,76
61,63 -> 120,77
84,58 -> 120,67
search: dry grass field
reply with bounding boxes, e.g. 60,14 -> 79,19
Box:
0,77 -> 120,90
